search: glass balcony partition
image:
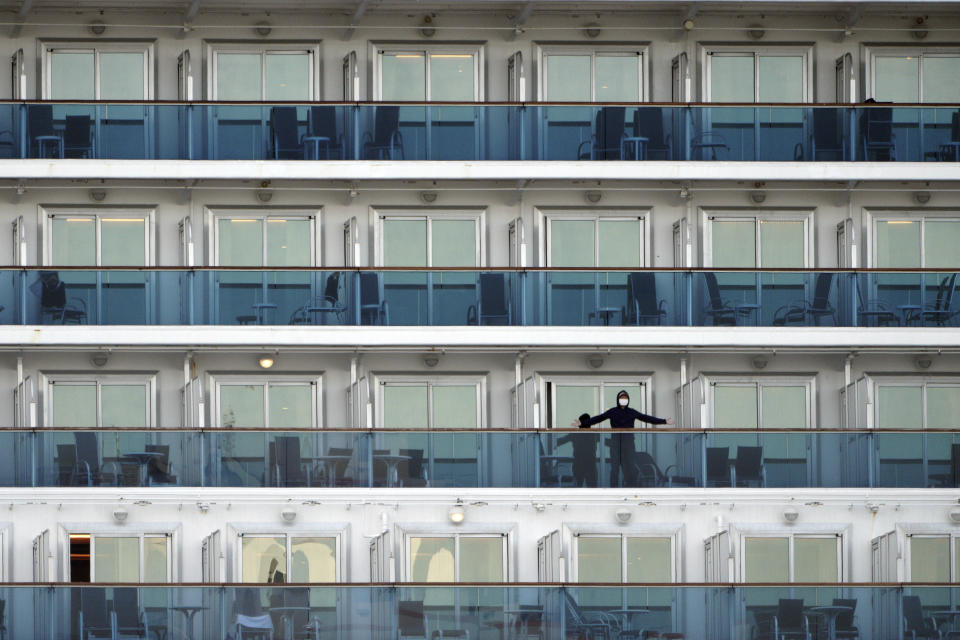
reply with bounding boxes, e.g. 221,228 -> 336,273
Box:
5,429 -> 959,489
2,268 -> 958,328
3,102 -> 960,161
4,583 -> 959,640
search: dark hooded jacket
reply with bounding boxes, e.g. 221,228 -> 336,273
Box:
584,390 -> 667,429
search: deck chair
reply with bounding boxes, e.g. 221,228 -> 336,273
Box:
796,109 -> 844,161
633,451 -> 693,487
74,432 -> 106,487
903,595 -> 944,640
732,446 -> 765,487
271,436 -> 309,487
236,588 -> 273,639
633,107 -> 672,159
855,274 -> 898,326
270,107 -> 302,159
80,589 -> 113,640
363,106 -> 403,159
305,106 -> 344,159
690,131 -> 729,160
930,444 -> 960,488
861,106 -> 896,161
372,448 -> 390,486
563,591 -> 617,640
144,444 -> 178,485
937,111 -> 960,161
289,271 -> 347,325
705,447 -> 731,487
57,444 -> 77,486
398,600 -> 469,639
771,599 -> 811,640
283,588 -> 321,640
39,272 -> 88,324
773,272 -> 837,326
623,272 -> 667,325
578,106 -> 625,160
466,273 -> 510,325
112,587 -> 150,639
832,598 -> 860,639
398,448 -> 429,487
359,272 -> 388,325
64,115 -> 94,158
703,273 -> 758,326
906,273 -> 958,326
29,104 -> 62,158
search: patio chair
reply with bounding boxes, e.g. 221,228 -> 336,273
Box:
861,106 -> 896,161
905,273 -> 958,327
773,273 -> 837,326
289,271 -> 347,325
79,589 -> 113,640
832,598 -> 860,639
466,273 -> 510,325
703,273 -> 758,326
359,272 -> 388,325
305,106 -> 344,159
112,587 -> 150,639
578,106 -> 626,160
145,444 -> 178,485
632,107 -> 672,159
623,272 -> 667,326
29,104 -> 62,158
363,106 -> 403,159
705,447 -> 731,487
795,109 -> 844,161
732,446 -> 765,487
270,107 -> 303,159
64,115 -> 94,158
903,595 -> 944,640
398,448 -> 429,487
771,599 -> 811,640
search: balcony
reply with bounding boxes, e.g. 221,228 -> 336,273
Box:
1,269 -> 957,328
2,584 -> 957,639
1,102 -> 958,162
7,429 -> 958,489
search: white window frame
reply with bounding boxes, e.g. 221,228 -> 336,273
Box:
537,207 -> 652,268
40,206 -> 157,266
41,372 -> 157,427
372,43 -> 485,101
901,526 -> 960,583
208,208 -> 321,267
865,46 -> 960,102
566,523 -> 683,583
700,208 -> 815,268
700,44 -> 813,103
397,523 -> 513,582
40,40 -> 155,99
59,522 -> 179,583
232,525 -> 347,583
206,43 -> 321,101
541,374 -> 653,429
865,209 -> 960,268
374,374 -> 486,429
212,374 -> 323,429
536,44 -> 650,102
704,374 -> 816,429
373,207 -> 486,267
0,524 -> 12,582
730,523 -> 848,583
867,375 -> 960,429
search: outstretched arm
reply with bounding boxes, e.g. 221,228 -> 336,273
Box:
584,408 -> 615,427
629,408 -> 673,425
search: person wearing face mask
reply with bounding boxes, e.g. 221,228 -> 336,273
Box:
579,390 -> 674,487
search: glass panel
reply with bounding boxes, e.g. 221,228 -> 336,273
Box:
875,220 -> 921,268
381,53 -> 426,101
550,220 -> 595,267
460,537 -> 503,582
877,385 -> 923,429
268,384 -> 312,428
928,387 -> 960,429
383,384 -> 428,429
383,219 -> 427,267
50,51 -> 95,100
218,219 -> 263,267
94,537 -> 139,582
143,537 -> 168,582
51,217 -> 96,265
626,537 -> 671,582
430,54 -> 475,101
241,536 -> 287,583
712,220 -> 756,267
265,53 -> 310,101
714,385 -> 758,429
924,220 -> 960,269
101,384 -> 147,428
711,55 -> 754,102
409,537 -> 455,581
546,56 -> 591,101
433,385 -> 478,428
760,386 -> 806,428
758,56 -> 803,102
875,56 -> 919,102
923,57 -> 960,102
744,537 -> 789,582
266,219 -> 311,267
290,537 -> 337,583
598,220 -> 641,268
220,384 -> 265,428
596,55 -> 639,102
431,219 -> 476,267
794,537 -> 838,582
51,384 -> 96,427
555,385 -> 599,429
217,53 -> 263,101
759,220 -> 804,268
577,537 -> 621,582
101,218 -> 146,266
911,537 -> 950,582
99,52 -> 145,100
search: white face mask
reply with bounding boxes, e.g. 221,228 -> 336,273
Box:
618,397 -> 629,407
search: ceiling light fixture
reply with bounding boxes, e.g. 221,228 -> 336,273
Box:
448,504 -> 466,524
258,355 -> 275,369
254,21 -> 272,37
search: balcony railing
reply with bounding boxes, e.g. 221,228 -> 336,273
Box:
7,429 -> 958,489
1,584 -> 957,639
2,269 -> 957,328
1,102 -> 958,162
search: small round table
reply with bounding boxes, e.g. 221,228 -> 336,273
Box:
609,608 -> 649,638
121,451 -> 162,486
307,455 -> 353,487
270,606 -> 311,640
170,605 -> 208,640
807,605 -> 852,640
372,454 -> 412,487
